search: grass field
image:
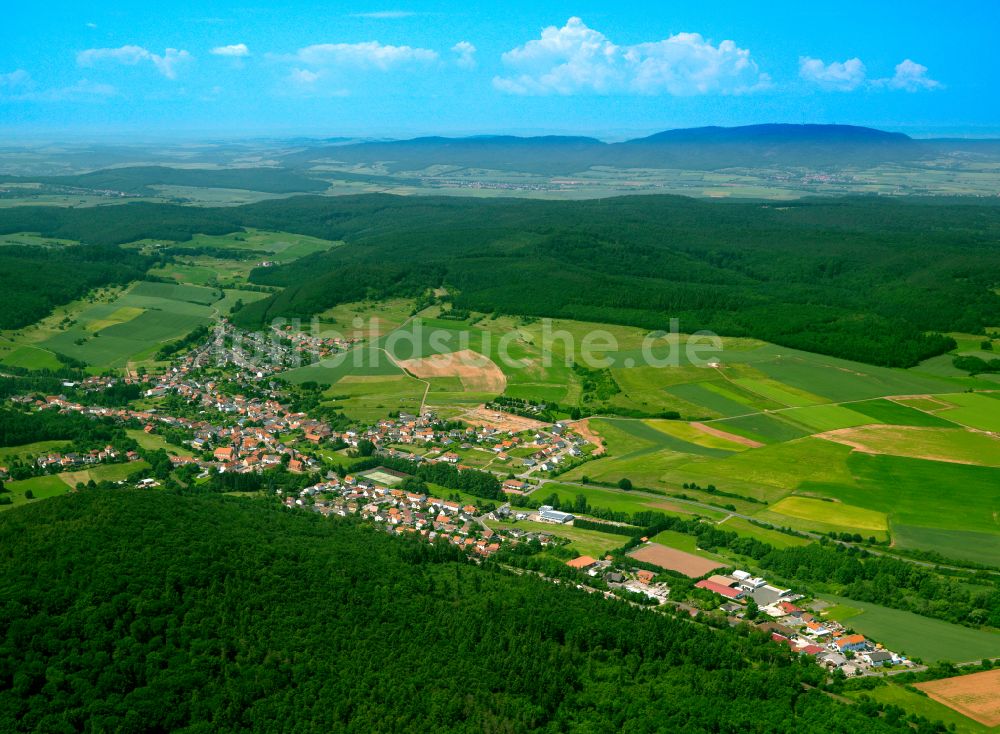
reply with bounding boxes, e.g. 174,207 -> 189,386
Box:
487,518 -> 625,557
1,474 -> 75,510
147,230 -> 344,288
126,429 -> 187,455
813,454 -> 1000,566
819,594 -> 1000,663
845,684 -> 993,734
778,404 -> 876,432
58,460 -> 150,487
0,343 -> 64,370
764,495 -> 888,533
717,516 -> 811,549
283,346 -> 406,385
934,393 -> 1000,432
532,482 -> 700,519
0,440 -> 70,464
710,413 -> 812,444
848,398 -> 959,428
29,281 -> 220,370
818,425 -> 1000,467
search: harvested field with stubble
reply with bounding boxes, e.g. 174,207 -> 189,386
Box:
398,349 -> 506,393
628,542 -> 725,578
916,669 -> 1000,727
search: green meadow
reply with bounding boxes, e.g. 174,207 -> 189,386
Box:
533,482 -> 711,519
844,684 -> 993,734
717,517 -> 812,549
1,474 -> 74,510
819,594 -> 1000,663
0,441 -> 71,464
25,281 -> 221,370
486,518 -> 626,558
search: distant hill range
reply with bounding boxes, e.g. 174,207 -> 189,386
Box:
4,124 -> 999,190
282,123 -> 1000,173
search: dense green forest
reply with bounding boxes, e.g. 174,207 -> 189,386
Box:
1,194 -> 999,365
0,244 -> 153,329
0,166 -> 330,195
0,490 -> 945,733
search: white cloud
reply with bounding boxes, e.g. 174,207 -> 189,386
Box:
0,69 -> 32,89
452,41 -> 476,69
349,10 -> 415,19
289,68 -> 321,85
289,41 -> 437,70
876,59 -> 941,91
799,56 -> 866,91
77,45 -> 192,79
800,55 -> 941,93
211,43 -> 249,57
86,22 -> 97,29
494,17 -> 768,96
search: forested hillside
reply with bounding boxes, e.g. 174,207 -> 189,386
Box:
279,124 -> 922,173
2,194 -> 999,365
0,490 -> 935,733
0,244 -> 152,329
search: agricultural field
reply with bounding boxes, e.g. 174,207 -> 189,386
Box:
647,529 -> 728,563
932,393 -> 1000,432
817,425 -> 1000,467
813,454 -> 1000,566
844,684 -> 995,734
759,496 -> 889,539
325,374 -> 427,424
916,669 -> 1000,728
819,594 -> 1000,664
716,517 -> 811,549
628,541 -> 725,577
0,280 -> 223,372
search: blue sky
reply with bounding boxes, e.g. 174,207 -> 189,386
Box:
2,1 -> 998,139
